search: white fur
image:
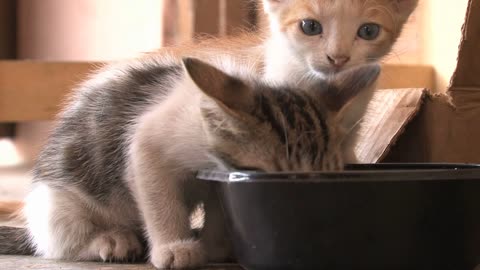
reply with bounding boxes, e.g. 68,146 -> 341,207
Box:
23,183 -> 53,257
24,182 -> 143,261
262,6 -> 326,87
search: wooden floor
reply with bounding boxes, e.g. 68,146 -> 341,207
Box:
0,255 -> 243,270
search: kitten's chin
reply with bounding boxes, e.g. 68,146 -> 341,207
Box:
310,65 -> 344,77
311,61 -> 375,76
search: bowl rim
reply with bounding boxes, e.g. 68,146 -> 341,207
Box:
196,163 -> 480,183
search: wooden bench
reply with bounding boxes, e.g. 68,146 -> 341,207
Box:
0,61 -> 434,122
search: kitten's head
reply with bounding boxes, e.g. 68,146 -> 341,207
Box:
184,58 -> 380,172
262,0 -> 418,74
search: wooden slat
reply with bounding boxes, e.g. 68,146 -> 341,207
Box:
164,0 -> 255,44
0,61 -> 434,122
162,0 -> 194,46
379,65 -> 435,91
176,0 -> 195,43
0,61 -> 100,122
193,0 -> 221,36
0,256 -> 243,270
224,0 -> 256,35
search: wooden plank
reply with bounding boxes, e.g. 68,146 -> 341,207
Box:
162,0 -> 194,46
0,255 -> 243,270
223,0 -> 256,35
163,0 -> 253,44
193,0 -> 221,36
0,61 -> 101,122
379,65 -> 435,91
0,61 -> 434,122
176,0 -> 195,43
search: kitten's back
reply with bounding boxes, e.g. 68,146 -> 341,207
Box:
34,57 -> 183,201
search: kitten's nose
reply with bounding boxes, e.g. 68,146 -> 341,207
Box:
327,54 -> 351,68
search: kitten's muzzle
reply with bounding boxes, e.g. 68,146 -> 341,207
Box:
327,54 -> 351,68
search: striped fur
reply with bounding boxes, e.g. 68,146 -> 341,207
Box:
0,227 -> 34,255
0,56 -> 379,269
191,59 -> 381,173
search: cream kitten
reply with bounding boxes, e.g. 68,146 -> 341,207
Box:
262,0 -> 418,81
0,55 -> 380,269
258,0 -> 417,162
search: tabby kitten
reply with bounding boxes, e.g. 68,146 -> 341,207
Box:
0,55 -> 380,269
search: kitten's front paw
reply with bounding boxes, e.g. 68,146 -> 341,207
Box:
81,230 -> 143,262
150,239 -> 206,269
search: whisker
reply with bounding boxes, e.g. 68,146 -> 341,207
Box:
340,117 -> 364,146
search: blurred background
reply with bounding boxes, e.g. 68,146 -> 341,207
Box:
0,0 -> 469,201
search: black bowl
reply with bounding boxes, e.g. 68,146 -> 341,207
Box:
197,163 -> 480,270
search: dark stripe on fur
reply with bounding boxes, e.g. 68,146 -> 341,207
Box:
287,91 -> 324,166
310,141 -> 319,165
257,94 -> 286,143
273,93 -> 294,160
271,90 -> 296,129
289,91 -> 315,128
0,226 -> 34,255
304,95 -> 329,157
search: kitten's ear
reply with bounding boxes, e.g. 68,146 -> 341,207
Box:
322,64 -> 381,113
183,58 -> 253,114
392,0 -> 419,19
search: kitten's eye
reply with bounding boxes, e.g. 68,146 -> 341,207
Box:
357,23 -> 381,40
300,19 -> 323,36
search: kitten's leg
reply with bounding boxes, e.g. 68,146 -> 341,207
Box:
78,229 -> 144,262
130,146 -> 206,269
25,183 -> 143,262
201,190 -> 233,263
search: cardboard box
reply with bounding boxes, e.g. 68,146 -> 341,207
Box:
356,0 -> 480,164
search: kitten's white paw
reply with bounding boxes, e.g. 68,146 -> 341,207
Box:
150,239 -> 206,269
82,230 -> 143,262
